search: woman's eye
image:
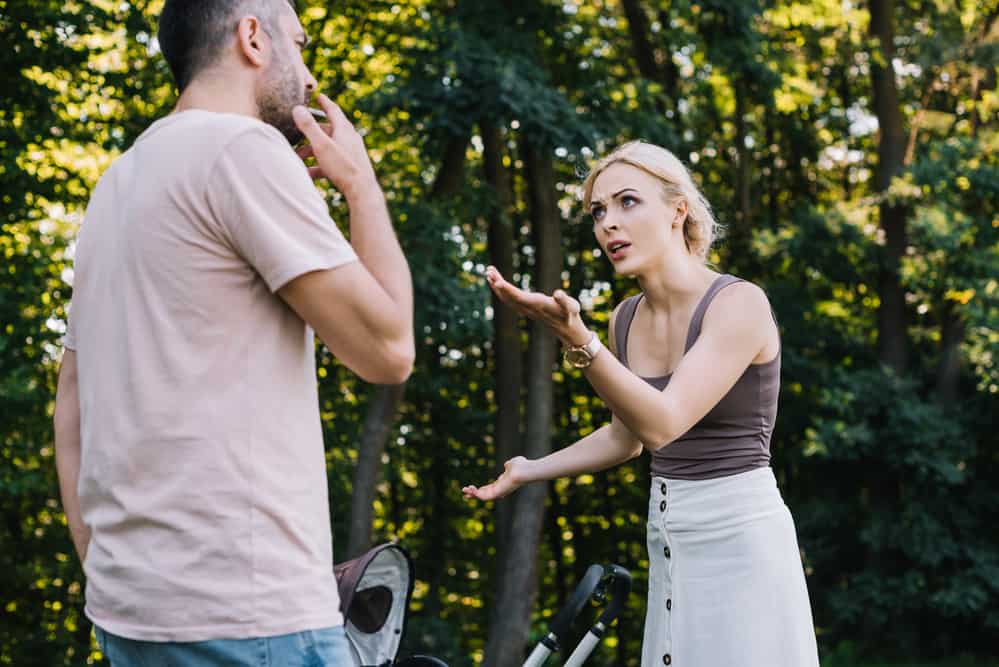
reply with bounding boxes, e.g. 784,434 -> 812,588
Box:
591,207 -> 605,220
621,195 -> 637,207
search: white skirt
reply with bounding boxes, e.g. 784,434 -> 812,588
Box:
642,467 -> 819,667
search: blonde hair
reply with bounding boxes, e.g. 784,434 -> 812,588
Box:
581,141 -> 720,260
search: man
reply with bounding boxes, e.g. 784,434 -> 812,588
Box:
53,0 -> 414,663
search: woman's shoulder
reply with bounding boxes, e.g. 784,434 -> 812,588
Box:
703,276 -> 773,330
718,274 -> 769,299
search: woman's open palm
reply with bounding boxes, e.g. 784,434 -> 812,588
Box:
485,266 -> 589,346
462,456 -> 529,502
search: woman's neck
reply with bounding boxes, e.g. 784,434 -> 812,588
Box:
636,258 -> 718,316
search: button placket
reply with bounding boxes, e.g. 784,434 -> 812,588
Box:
661,480 -> 673,666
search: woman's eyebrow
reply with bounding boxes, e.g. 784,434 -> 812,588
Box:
591,188 -> 638,208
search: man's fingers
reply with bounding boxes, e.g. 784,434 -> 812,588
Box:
295,144 -> 314,160
292,106 -> 329,146
315,94 -> 352,134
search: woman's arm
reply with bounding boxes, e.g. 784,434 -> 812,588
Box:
485,266 -> 774,451
462,418 -> 642,501
585,284 -> 771,448
463,300 -> 643,501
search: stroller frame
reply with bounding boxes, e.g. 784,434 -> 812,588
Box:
335,543 -> 632,667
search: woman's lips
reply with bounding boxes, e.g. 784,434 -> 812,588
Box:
607,242 -> 631,261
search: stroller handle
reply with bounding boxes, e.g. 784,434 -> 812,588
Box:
546,564 -> 605,646
595,564 -> 632,627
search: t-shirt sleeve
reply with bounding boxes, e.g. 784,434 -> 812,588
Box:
206,124 -> 357,292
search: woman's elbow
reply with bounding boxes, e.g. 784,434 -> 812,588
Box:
627,441 -> 644,460
639,430 -> 672,453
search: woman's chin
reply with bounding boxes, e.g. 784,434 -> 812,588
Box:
611,257 -> 641,277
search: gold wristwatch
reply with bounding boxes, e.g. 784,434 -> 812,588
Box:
563,332 -> 602,369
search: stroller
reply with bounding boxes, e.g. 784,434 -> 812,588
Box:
334,543 -> 632,667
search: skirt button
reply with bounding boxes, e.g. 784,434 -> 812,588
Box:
659,500 -> 667,512
663,655 -> 671,665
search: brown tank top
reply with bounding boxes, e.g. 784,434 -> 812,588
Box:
614,275 -> 780,480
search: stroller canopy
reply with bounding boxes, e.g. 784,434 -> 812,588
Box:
335,543 -> 414,667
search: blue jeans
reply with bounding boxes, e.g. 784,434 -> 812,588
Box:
93,624 -> 354,667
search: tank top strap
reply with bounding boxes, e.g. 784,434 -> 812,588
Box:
614,294 -> 644,366
684,275 -> 744,352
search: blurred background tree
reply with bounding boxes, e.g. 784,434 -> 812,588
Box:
1,0 -> 997,665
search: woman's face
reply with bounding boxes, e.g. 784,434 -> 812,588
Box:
589,162 -> 683,276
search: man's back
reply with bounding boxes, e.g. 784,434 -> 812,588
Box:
66,110 -> 356,641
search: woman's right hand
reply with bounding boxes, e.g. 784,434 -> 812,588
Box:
485,266 -> 591,347
462,456 -> 531,501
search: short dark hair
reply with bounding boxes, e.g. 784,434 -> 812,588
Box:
158,0 -> 294,92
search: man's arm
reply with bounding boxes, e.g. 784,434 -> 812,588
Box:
278,96 -> 414,385
54,349 -> 89,563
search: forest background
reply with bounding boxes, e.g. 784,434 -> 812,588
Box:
2,0 -> 998,665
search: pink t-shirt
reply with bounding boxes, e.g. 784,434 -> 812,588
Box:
64,110 -> 356,641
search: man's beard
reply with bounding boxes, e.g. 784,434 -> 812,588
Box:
257,49 -> 306,145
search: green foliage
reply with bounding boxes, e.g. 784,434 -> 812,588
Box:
2,0 -> 998,665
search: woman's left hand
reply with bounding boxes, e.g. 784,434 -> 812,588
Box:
486,266 -> 591,346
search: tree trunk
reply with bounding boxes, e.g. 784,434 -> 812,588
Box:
431,134 -> 469,199
863,4 -> 909,642
481,119 -> 523,592
869,0 -> 909,374
621,0 -> 659,81
765,108 -> 779,229
936,301 -> 964,405
345,133 -> 469,557
839,55 -> 854,199
619,0 -> 680,120
735,83 -> 752,227
655,10 -> 681,94
422,355 -> 451,617
720,78 -> 755,273
481,137 -> 562,667
346,382 -> 406,559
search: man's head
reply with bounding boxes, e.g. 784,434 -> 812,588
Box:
158,0 -> 317,144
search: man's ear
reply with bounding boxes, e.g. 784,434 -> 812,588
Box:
236,15 -> 269,67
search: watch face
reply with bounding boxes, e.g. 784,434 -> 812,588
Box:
564,348 -> 591,368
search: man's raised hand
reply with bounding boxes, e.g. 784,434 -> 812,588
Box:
292,93 -> 378,200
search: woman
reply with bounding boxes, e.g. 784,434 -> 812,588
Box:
462,141 -> 819,667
